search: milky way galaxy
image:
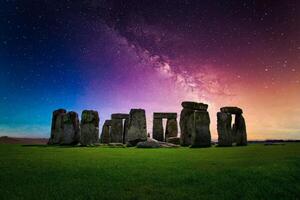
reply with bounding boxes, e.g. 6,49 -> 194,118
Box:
0,0 -> 299,140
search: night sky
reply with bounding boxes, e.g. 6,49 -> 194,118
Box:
0,0 -> 299,140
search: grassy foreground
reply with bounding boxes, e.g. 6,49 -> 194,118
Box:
0,144 -> 299,200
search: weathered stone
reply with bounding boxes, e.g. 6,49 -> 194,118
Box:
48,109 -> 66,145
137,138 -> 160,148
217,112 -> 232,147
165,118 -> 178,140
123,117 -> 129,144
180,108 -> 195,146
126,109 -> 147,146
80,110 -> 99,146
110,118 -> 123,143
181,101 -> 208,111
61,111 -> 80,145
108,143 -> 125,147
191,110 -> 211,147
153,113 -> 177,119
100,120 -> 111,144
166,137 -> 180,145
234,114 -> 247,146
220,107 -> 243,115
111,113 -> 129,119
152,118 -> 164,141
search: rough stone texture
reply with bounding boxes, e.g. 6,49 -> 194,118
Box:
217,112 -> 233,146
61,111 -> 80,145
180,108 -> 195,146
166,137 -> 180,145
136,138 -> 160,148
80,110 -> 99,146
153,113 -> 177,119
111,113 -> 129,119
126,109 -> 147,146
191,110 -> 211,147
123,117 -> 129,144
110,118 -> 123,143
234,114 -> 247,146
48,109 -> 66,144
152,118 -> 164,141
100,120 -> 111,144
220,107 -> 243,115
181,102 -> 208,111
165,118 -> 178,140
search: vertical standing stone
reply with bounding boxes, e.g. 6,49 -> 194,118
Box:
234,114 -> 247,146
100,120 -> 111,144
61,111 -> 80,145
48,109 -> 66,144
110,118 -> 123,143
165,118 -> 178,141
80,110 -> 99,146
191,110 -> 211,147
153,118 -> 164,141
217,112 -> 232,146
127,109 -> 147,146
180,108 -> 195,146
123,117 -> 129,144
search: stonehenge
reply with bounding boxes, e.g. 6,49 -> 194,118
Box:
180,102 -> 211,147
80,110 -> 100,146
110,113 -> 129,144
100,120 -> 111,144
126,109 -> 147,146
48,103 -> 248,147
217,107 -> 247,146
48,109 -> 80,145
152,112 -> 178,142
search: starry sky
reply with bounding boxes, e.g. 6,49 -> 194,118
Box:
0,0 -> 299,140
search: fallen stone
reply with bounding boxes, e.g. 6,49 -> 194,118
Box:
166,137 -> 180,145
108,143 -> 125,148
136,138 -> 160,148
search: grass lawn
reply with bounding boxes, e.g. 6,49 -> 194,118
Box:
0,144 -> 300,200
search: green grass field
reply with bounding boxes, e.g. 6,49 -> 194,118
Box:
0,144 -> 300,200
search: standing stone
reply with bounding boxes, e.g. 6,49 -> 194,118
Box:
126,109 -> 147,146
152,118 -> 164,142
80,110 -> 99,146
165,118 -> 178,141
48,109 -> 66,144
123,117 -> 129,144
180,108 -> 195,146
110,118 -> 123,143
100,120 -> 111,144
61,111 -> 80,145
191,110 -> 211,147
217,112 -> 232,147
234,114 -> 247,146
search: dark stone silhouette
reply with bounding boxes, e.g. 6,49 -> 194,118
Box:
180,102 -> 211,147
61,111 -> 80,145
80,110 -> 99,146
152,112 -> 178,142
217,107 -> 247,146
48,109 -> 66,144
100,120 -> 111,144
110,113 -> 129,144
127,109 -> 147,146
